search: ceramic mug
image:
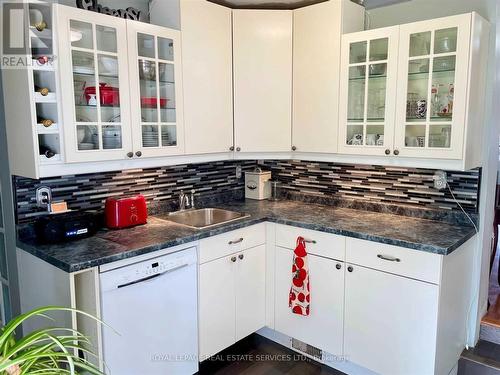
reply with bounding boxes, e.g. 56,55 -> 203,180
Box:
348,134 -> 363,145
376,134 -> 384,146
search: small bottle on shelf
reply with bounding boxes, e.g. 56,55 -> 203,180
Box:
447,84 -> 454,115
431,85 -> 440,117
37,116 -> 54,128
39,144 -> 55,158
34,85 -> 49,96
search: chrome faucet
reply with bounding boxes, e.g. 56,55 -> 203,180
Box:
179,189 -> 195,210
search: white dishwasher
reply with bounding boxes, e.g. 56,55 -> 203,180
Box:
100,247 -> 198,375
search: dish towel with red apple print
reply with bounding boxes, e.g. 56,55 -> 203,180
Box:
289,236 -> 310,316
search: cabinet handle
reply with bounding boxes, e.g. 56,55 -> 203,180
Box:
230,256 -> 237,262
347,266 -> 353,272
292,145 -> 297,151
377,254 -> 401,262
228,237 -> 244,245
336,263 -> 341,270
229,146 -> 234,151
236,147 -> 241,152
126,152 -> 133,158
238,254 -> 244,260
393,149 -> 399,156
135,151 -> 142,157
385,149 -> 390,155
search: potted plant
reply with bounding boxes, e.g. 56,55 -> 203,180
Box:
0,306 -> 105,374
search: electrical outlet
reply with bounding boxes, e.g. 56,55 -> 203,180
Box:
433,170 -> 447,190
235,165 -> 242,179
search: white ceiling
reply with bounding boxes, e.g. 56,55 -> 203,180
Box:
213,0 -> 411,9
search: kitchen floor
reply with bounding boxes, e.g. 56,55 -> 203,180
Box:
198,334 -> 345,375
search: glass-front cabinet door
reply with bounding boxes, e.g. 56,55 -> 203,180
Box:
58,6 -> 132,163
128,22 -> 184,158
394,15 -> 470,159
338,27 -> 399,156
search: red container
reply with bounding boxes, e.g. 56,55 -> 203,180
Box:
141,97 -> 168,108
84,83 -> 120,106
105,195 -> 147,229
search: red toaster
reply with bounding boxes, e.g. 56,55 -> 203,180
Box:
105,195 -> 148,229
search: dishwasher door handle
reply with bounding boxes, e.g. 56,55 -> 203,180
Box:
117,263 -> 189,289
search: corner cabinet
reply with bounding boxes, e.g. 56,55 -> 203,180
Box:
338,13 -> 489,167
58,5 -> 184,163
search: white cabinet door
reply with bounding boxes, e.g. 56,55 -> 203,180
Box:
58,6 -> 132,163
127,21 -> 184,158
233,10 -> 292,153
394,14 -> 471,159
338,26 -> 400,156
275,247 -> 344,356
235,245 -> 266,341
198,254 -> 236,359
344,264 -> 439,375
292,0 -> 363,154
181,0 -> 234,154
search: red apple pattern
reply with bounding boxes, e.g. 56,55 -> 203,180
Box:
288,236 -> 310,316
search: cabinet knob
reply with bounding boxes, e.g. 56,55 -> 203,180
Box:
336,263 -> 341,270
229,146 -> 234,151
236,147 -> 241,152
393,149 -> 399,156
385,149 -> 390,155
238,254 -> 244,260
292,146 -> 297,151
135,151 -> 142,157
126,152 -> 133,158
347,266 -> 353,273
230,256 -> 237,263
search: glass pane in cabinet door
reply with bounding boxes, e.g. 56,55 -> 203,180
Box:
405,125 -> 425,147
161,125 -> 177,146
102,125 -> 122,149
70,20 -> 93,49
159,63 -> 176,123
366,125 -> 385,146
348,66 -> 365,122
72,51 -> 97,122
77,125 -> 99,150
367,63 -> 386,122
431,56 -> 455,121
142,125 -> 159,147
406,58 -> 429,122
349,41 -> 367,64
346,125 -> 364,146
409,31 -> 431,57
369,38 -> 388,61
0,233 -> 6,280
96,25 -> 117,53
434,27 -> 457,54
98,54 -> 120,122
158,37 -> 174,61
429,125 -> 451,148
139,60 -> 158,122
138,33 -> 155,58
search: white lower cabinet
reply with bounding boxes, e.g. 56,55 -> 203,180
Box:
275,246 -> 344,356
199,244 -> 266,359
344,263 -> 439,375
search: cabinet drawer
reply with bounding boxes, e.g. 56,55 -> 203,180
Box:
346,238 -> 442,284
275,224 -> 345,261
199,223 -> 266,264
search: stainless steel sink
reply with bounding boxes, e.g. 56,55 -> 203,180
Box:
156,208 -> 249,229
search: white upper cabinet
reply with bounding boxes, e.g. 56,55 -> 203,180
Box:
293,0 -> 364,154
58,6 -> 132,163
338,26 -> 399,156
127,21 -> 184,158
181,0 -> 233,154
394,14 -> 471,160
233,10 -> 293,153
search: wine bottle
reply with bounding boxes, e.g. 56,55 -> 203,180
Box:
39,144 -> 55,158
34,85 -> 49,96
37,116 -> 53,127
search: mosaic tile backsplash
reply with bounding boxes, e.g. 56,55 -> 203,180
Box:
14,159 -> 480,224
264,160 -> 480,213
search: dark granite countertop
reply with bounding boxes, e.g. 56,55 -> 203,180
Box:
17,199 -> 477,273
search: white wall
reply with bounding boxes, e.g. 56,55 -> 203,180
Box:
368,0 -> 498,345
